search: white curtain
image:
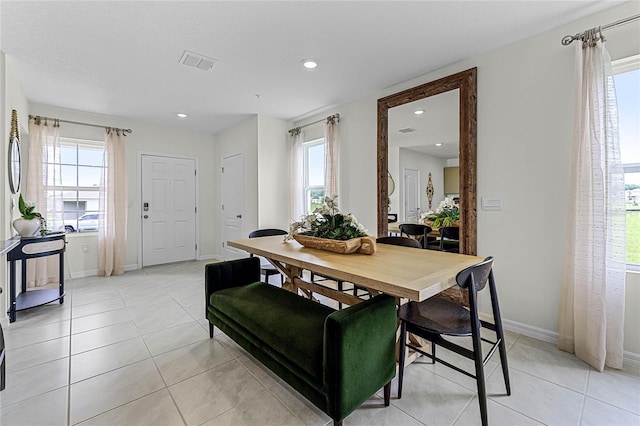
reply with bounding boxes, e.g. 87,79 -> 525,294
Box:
26,117 -> 64,288
98,128 -> 128,277
290,129 -> 305,221
558,29 -> 626,371
324,116 -> 340,200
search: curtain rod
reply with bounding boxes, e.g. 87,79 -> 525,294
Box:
561,14 -> 640,45
288,113 -> 340,135
28,115 -> 133,134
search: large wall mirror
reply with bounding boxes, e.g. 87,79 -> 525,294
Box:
377,68 -> 477,255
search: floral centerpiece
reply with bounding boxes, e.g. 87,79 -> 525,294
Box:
287,196 -> 375,254
420,197 -> 460,228
14,194 -> 46,237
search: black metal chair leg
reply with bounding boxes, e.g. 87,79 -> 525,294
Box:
209,322 -> 214,338
398,321 -> 407,398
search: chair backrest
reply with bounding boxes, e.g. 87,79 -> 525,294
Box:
439,226 -> 460,240
376,236 -> 422,248
456,256 -> 493,292
249,228 -> 288,238
399,223 -> 428,237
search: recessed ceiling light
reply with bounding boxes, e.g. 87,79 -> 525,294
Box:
302,59 -> 318,69
414,110 -> 425,115
177,113 -> 187,118
435,143 -> 443,147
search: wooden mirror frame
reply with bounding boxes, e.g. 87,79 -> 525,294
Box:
377,68 -> 477,255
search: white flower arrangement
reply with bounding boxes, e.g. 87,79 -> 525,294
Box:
286,195 -> 368,241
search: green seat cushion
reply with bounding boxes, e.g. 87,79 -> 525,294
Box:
209,282 -> 335,381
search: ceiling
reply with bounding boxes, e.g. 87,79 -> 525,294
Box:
0,1 -> 621,135
389,90 -> 459,159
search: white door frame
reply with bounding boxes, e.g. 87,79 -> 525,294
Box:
137,151 -> 200,270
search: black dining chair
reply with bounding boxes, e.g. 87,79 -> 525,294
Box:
248,228 -> 288,285
376,236 -> 422,249
439,226 -> 460,253
399,223 -> 436,249
397,256 -> 510,426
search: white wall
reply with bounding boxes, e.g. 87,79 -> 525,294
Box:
293,2 -> 640,357
1,54 -> 29,322
28,104 -> 217,275
257,116 -> 290,230
212,116 -> 259,258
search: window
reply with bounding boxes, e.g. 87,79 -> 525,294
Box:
613,55 -> 640,268
50,138 -> 105,232
303,138 -> 325,215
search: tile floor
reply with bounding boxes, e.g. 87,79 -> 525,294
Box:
1,260 -> 639,426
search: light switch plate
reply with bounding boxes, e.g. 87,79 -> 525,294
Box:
481,197 -> 503,211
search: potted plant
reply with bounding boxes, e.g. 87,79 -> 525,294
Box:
288,196 -> 376,254
421,197 -> 460,228
14,194 -> 45,237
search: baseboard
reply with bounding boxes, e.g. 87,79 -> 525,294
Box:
198,254 -> 220,261
484,314 -> 640,368
69,263 -> 139,279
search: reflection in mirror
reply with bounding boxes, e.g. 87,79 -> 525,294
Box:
377,68 -> 477,255
388,90 -> 459,222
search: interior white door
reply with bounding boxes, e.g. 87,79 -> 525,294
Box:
222,153 -> 244,260
403,168 -> 420,222
142,155 -> 196,267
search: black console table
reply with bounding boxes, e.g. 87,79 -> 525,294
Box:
6,233 -> 66,323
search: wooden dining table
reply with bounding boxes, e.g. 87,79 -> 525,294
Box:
227,235 -> 482,305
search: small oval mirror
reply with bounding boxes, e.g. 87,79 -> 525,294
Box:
8,110 -> 21,194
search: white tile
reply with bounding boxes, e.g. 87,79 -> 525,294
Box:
71,337 -> 151,382
130,306 -> 194,335
238,354 -> 283,388
507,338 -> 590,392
391,363 -> 475,426
586,367 -> 640,414
169,360 -> 266,425
142,321 -> 208,356
453,395 -> 543,426
268,381 -> 331,426
72,297 -> 125,319
153,338 -> 234,385
3,319 -> 70,348
5,336 -> 69,371
0,386 -> 68,426
70,359 -> 165,424
581,396 -> 640,425
71,320 -> 140,354
71,308 -> 132,334
347,396 -> 424,426
201,388 -> 303,426
0,358 -> 69,407
485,366 -> 584,425
77,389 -> 184,426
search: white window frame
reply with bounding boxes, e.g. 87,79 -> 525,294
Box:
51,137 -> 105,233
612,54 -> 640,271
303,138 -> 325,215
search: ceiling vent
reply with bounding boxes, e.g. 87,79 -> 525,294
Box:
398,127 -> 417,133
179,50 -> 217,71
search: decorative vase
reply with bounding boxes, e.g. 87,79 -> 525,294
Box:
13,217 -> 41,237
292,234 -> 376,255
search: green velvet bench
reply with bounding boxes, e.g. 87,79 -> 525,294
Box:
205,257 -> 397,426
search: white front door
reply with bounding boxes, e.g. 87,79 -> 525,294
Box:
222,153 -> 244,260
404,168 -> 420,222
141,155 -> 196,267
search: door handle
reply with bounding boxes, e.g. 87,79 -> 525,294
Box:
236,214 -> 242,219
143,215 -> 149,219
